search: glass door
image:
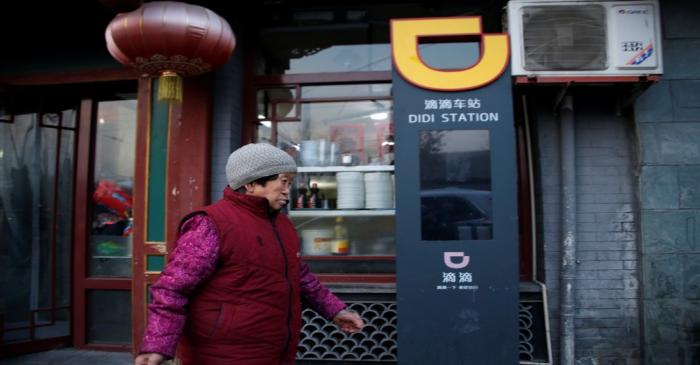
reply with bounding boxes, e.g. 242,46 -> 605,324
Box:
0,107 -> 76,351
73,95 -> 137,349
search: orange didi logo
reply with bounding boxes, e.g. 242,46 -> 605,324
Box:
391,17 -> 509,91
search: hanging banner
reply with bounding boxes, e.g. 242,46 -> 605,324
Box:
392,17 -> 520,364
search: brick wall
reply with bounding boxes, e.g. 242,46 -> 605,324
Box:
533,92 -> 641,364
634,1 -> 700,364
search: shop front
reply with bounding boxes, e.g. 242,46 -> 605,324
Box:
232,3 -> 545,363
1,1 -> 549,363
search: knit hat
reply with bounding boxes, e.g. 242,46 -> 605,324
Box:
226,143 -> 297,189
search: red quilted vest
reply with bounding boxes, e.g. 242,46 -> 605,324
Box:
178,188 -> 302,365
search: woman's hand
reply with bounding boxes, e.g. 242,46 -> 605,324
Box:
332,309 -> 364,333
134,353 -> 165,365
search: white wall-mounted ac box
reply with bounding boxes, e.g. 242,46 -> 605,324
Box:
507,0 -> 663,80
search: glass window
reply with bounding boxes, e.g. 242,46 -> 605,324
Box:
277,100 -> 393,166
295,213 -> 396,260
87,290 -> 131,344
419,130 -> 492,241
249,3 -> 510,278
302,84 -> 391,99
1,114 -> 39,343
257,18 -> 390,75
57,113 -> 76,308
254,3 -> 503,75
288,44 -> 391,74
0,109 -> 75,343
255,84 -> 396,273
257,88 -> 298,122
89,99 -> 137,277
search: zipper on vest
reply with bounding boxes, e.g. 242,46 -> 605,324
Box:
271,219 -> 293,360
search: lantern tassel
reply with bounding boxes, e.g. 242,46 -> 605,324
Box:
157,71 -> 183,103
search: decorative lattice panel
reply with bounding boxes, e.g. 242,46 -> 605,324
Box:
297,301 -> 397,362
519,302 -> 537,361
518,292 -> 551,364
298,295 -> 550,364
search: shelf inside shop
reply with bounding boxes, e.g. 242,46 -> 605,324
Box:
315,274 -> 397,285
302,255 -> 395,260
297,165 -> 394,173
288,209 -> 394,217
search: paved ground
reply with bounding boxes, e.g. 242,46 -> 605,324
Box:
0,349 -> 135,365
0,349 -> 353,365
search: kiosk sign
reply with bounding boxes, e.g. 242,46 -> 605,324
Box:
392,17 -> 520,364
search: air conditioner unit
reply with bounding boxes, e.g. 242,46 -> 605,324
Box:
507,0 -> 663,80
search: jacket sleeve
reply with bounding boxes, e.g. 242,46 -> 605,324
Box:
299,262 -> 347,320
139,214 -> 219,358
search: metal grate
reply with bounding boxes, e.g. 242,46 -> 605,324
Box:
298,289 -> 551,364
297,302 -> 397,362
519,284 -> 552,364
522,5 -> 607,71
519,301 -> 550,363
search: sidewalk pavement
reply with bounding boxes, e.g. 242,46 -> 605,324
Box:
0,349 -> 133,365
0,350 -> 342,365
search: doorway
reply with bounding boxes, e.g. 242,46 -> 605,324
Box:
72,94 -> 137,351
0,103 -> 75,354
0,82 -> 137,356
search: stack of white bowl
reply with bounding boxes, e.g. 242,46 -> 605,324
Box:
364,172 -> 394,209
336,172 -> 365,209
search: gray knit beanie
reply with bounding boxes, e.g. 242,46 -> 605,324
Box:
226,143 -> 297,189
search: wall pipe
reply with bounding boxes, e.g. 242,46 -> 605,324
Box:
559,94 -> 577,364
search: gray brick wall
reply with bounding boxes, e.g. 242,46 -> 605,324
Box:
634,1 -> 700,364
533,93 -> 641,364
209,50 -> 243,202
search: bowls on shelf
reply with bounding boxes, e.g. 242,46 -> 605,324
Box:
364,172 -> 393,209
336,172 -> 365,209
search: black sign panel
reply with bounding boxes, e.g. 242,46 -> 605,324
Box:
393,53 -> 520,364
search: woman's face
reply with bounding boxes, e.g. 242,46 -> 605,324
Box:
245,173 -> 296,211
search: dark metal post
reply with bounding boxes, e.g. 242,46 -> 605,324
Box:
559,94 -> 577,364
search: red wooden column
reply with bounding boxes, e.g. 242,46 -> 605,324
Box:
130,77 -> 154,353
130,74 -> 213,353
165,74 -> 213,247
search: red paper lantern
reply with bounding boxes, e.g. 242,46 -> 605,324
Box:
105,1 -> 235,101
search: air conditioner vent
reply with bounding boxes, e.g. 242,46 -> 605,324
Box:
508,0 -> 663,80
522,5 -> 607,71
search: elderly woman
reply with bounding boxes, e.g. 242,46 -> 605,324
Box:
135,143 -> 363,365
